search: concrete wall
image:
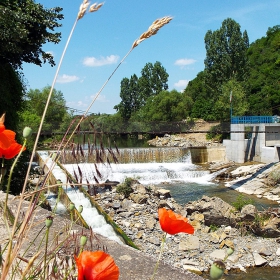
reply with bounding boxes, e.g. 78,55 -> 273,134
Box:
190,146 -> 226,164
223,123 -> 280,163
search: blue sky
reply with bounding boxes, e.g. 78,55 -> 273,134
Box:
23,0 -> 280,115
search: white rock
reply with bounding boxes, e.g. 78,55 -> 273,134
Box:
253,252 -> 267,266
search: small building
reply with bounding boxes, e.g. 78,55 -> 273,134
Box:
223,116 -> 280,163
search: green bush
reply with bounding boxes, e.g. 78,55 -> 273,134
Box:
232,194 -> 254,211
116,177 -> 134,198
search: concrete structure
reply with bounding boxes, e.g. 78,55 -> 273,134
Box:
223,117 -> 280,163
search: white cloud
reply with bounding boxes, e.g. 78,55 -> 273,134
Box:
174,58 -> 196,67
174,79 -> 189,91
90,93 -> 108,102
83,55 -> 119,67
56,74 -> 79,84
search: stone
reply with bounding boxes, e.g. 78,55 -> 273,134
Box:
179,236 -> 200,251
145,218 -> 156,230
157,189 -> 171,198
182,265 -> 202,275
241,204 -> 257,221
259,247 -> 272,256
130,193 -> 147,204
276,248 -> 280,256
253,252 -> 267,266
210,249 -> 226,261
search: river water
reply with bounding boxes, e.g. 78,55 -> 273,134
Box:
60,146 -> 279,279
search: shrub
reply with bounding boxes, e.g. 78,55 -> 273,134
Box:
116,177 -> 134,198
232,194 -> 254,211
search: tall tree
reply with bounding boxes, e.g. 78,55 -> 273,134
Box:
137,90 -> 187,122
20,86 -> 69,132
0,0 -> 63,132
114,62 -> 169,120
204,18 -> 249,92
0,0 -> 63,68
246,25 -> 280,115
138,61 -> 169,106
114,75 -> 140,120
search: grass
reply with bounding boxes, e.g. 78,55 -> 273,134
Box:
0,1 -> 173,279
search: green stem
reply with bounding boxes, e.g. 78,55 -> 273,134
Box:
4,139 -> 27,219
151,232 -> 167,280
43,227 -> 50,279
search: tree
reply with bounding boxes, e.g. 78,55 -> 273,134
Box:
114,62 -> 169,120
213,79 -> 248,121
20,86 -> 70,132
137,90 -> 187,122
138,61 -> 169,105
246,25 -> 280,115
0,0 -> 63,68
0,64 -> 24,131
114,75 -> 140,120
204,18 -> 249,92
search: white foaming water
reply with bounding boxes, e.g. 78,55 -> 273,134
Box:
38,151 -> 122,244
64,161 -> 214,186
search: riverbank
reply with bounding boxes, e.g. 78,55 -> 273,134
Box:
93,182 -> 280,276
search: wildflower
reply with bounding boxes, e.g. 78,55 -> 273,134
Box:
0,142 -> 25,159
0,113 -> 25,158
75,251 -> 119,280
158,208 -> 194,235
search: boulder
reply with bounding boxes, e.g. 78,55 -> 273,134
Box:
185,196 -> 238,227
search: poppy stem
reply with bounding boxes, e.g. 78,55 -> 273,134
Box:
4,139 -> 27,218
151,232 -> 167,280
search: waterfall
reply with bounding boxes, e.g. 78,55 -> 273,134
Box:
63,148 -> 212,186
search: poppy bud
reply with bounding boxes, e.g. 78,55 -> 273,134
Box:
78,205 -> 83,213
80,235 -> 87,246
69,203 -> 75,211
210,260 -> 225,280
45,216 -> 53,228
23,127 -> 32,138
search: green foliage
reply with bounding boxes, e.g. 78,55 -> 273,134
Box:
206,125 -> 223,142
209,224 -> 219,232
114,61 -> 169,121
116,177 -> 134,198
232,194 -> 254,212
135,90 -> 187,122
0,0 -> 63,68
204,18 -> 249,91
19,86 -> 71,134
0,63 -> 24,132
246,25 -> 280,115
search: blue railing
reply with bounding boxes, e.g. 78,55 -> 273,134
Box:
231,116 -> 278,124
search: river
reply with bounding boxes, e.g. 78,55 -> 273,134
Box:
60,145 -> 279,279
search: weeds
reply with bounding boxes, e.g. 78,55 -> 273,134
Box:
116,177 -> 134,198
232,194 -> 255,212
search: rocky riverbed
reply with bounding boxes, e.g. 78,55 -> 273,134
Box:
92,182 -> 280,276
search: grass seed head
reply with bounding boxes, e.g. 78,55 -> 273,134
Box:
132,16 -> 173,49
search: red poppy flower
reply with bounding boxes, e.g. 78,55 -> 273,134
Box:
75,251 -> 119,280
158,208 -> 195,235
0,113 -> 25,159
0,142 -> 25,159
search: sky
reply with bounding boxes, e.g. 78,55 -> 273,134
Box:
23,0 -> 280,115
